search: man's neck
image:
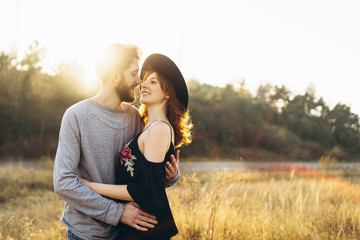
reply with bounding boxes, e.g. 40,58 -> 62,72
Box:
91,88 -> 123,110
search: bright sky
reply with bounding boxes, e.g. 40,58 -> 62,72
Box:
1,0 -> 360,115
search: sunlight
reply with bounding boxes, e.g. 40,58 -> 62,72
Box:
4,1 -> 135,94
6,0 -> 187,96
2,0 -> 360,114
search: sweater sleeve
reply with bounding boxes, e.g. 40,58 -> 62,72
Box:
53,109 -> 123,226
165,168 -> 181,188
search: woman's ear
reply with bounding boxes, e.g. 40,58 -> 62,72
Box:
165,95 -> 170,99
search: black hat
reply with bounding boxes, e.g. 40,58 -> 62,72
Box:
140,54 -> 188,110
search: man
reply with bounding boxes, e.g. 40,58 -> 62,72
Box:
53,43 -> 180,240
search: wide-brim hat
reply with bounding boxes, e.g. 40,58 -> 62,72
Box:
140,54 -> 188,110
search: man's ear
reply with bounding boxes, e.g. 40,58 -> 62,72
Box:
111,70 -> 121,84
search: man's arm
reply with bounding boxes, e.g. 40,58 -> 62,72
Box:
53,109 -> 123,226
54,109 -> 157,231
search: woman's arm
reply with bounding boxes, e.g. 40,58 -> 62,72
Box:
80,178 -> 133,201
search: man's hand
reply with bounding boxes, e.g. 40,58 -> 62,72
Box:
120,202 -> 157,231
166,150 -> 180,181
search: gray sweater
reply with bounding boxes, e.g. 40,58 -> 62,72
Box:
53,99 -> 179,240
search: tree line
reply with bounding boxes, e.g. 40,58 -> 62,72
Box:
1,42 -> 359,161
185,80 -> 360,160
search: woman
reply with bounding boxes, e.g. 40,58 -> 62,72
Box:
80,53 -> 193,240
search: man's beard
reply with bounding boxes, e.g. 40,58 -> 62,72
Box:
115,79 -> 135,103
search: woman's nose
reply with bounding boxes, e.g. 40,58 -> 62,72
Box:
141,80 -> 147,88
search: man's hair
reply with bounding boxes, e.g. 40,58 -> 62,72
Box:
96,43 -> 141,82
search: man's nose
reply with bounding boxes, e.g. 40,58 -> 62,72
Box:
135,76 -> 142,85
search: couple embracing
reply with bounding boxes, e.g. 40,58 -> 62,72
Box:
53,43 -> 193,240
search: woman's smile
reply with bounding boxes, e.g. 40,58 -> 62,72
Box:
141,89 -> 150,96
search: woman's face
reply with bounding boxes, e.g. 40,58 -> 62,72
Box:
140,72 -> 168,106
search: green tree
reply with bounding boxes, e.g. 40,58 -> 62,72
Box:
329,104 -> 360,152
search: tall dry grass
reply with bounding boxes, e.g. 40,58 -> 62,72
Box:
1,165 -> 360,239
168,170 -> 360,240
0,166 -> 66,239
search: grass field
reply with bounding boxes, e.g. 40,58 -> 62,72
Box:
1,164 -> 360,239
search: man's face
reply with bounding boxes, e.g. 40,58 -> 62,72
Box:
115,59 -> 142,103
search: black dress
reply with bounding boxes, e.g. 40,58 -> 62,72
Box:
115,121 -> 178,240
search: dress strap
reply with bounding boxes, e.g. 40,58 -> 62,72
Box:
142,120 -> 173,143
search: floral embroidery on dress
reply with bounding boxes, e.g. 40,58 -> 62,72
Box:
118,143 -> 137,177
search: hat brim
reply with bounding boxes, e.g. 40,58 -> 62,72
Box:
140,54 -> 188,110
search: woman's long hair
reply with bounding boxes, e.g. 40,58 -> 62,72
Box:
139,71 -> 193,148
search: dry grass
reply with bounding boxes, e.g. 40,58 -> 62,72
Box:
0,166 -> 66,240
1,165 -> 360,239
169,170 -> 360,240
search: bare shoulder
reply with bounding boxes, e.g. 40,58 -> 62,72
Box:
145,121 -> 172,140
142,121 -> 173,162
